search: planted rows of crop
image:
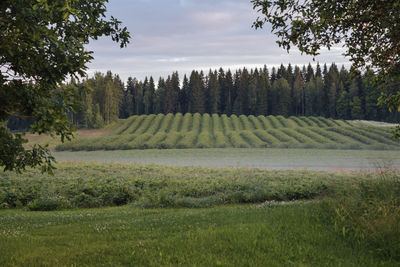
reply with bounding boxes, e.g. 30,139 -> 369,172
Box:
56,113 -> 400,151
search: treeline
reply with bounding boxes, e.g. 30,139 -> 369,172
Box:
7,63 -> 399,130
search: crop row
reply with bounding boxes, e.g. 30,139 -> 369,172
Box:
57,126 -> 399,152
113,113 -> 355,135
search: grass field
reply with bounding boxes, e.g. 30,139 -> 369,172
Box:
0,204 -> 394,266
1,163 -> 399,265
55,113 -> 400,151
0,162 -> 357,210
54,148 -> 400,170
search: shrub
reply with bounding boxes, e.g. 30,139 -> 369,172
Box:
168,113 -> 183,132
227,131 -> 250,148
249,115 -> 264,130
253,130 -> 280,146
145,132 -> 167,148
192,113 -> 202,133
144,114 -> 164,134
212,114 -> 222,132
127,133 -> 153,149
240,131 -> 267,148
159,132 -> 182,149
321,171 -> 400,260
239,115 -> 254,130
299,116 -> 317,127
134,114 -> 156,135
177,131 -> 197,148
221,114 -> 233,132
196,132 -> 213,148
200,113 -> 211,133
158,113 -> 174,132
214,131 -> 230,148
288,116 -> 308,127
328,127 -> 373,145
125,115 -> 146,134
276,115 -> 290,128
257,115 -> 271,130
230,115 -> 242,131
266,115 -> 280,128
180,113 -> 193,132
114,115 -> 137,135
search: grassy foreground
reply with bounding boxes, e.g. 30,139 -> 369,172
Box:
0,204 -> 394,266
0,163 -> 399,265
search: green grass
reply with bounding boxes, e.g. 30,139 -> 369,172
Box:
0,203 -> 395,266
0,162 -> 359,210
55,113 -> 400,151
53,148 -> 400,171
1,161 -> 399,265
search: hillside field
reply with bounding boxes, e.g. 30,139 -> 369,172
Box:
56,113 -> 400,151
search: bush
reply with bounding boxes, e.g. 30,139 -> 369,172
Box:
180,113 -> 193,132
214,132 -> 230,148
177,131 -> 197,148
321,171 -> 400,260
196,132 -> 213,148
240,131 -> 267,148
248,115 -> 264,130
227,131 -> 250,148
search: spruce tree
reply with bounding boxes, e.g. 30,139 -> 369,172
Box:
208,70 -> 221,114
336,91 -> 350,119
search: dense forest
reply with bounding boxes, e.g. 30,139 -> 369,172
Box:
8,63 -> 399,130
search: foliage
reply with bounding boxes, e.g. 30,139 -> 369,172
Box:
0,162 -> 361,210
251,0 -> 400,135
0,0 -> 130,172
71,64 -> 400,130
321,170 -> 400,260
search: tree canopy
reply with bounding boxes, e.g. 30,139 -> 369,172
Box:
251,0 -> 400,135
0,0 -> 130,173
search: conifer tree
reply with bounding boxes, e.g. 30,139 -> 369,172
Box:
292,66 -> 304,116
190,71 -> 206,114
274,78 -> 291,116
238,68 -> 250,114
336,91 -> 350,119
256,70 -> 269,115
208,70 -> 221,114
180,75 -> 189,114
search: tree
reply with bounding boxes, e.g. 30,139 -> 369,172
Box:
208,70 -> 221,114
273,78 -> 291,117
252,0 -> 400,135
0,0 -> 130,172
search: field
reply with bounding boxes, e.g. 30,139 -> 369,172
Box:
54,148 -> 400,171
0,204 -> 391,266
55,113 -> 400,151
0,163 -> 356,209
5,114 -> 400,265
0,163 -> 399,265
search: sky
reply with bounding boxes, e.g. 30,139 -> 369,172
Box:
86,0 -> 350,82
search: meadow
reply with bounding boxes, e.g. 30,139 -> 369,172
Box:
0,162 -> 353,210
6,114 -> 400,265
55,113 -> 400,151
54,148 -> 400,171
0,204 -> 394,266
0,163 -> 399,265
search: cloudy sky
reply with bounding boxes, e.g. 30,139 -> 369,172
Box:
86,0 -> 350,82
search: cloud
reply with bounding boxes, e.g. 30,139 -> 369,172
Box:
85,0 -> 350,82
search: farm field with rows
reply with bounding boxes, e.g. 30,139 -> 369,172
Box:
56,113 -> 400,151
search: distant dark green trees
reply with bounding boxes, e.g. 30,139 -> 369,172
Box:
117,63 -> 399,123
22,63 -> 398,130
